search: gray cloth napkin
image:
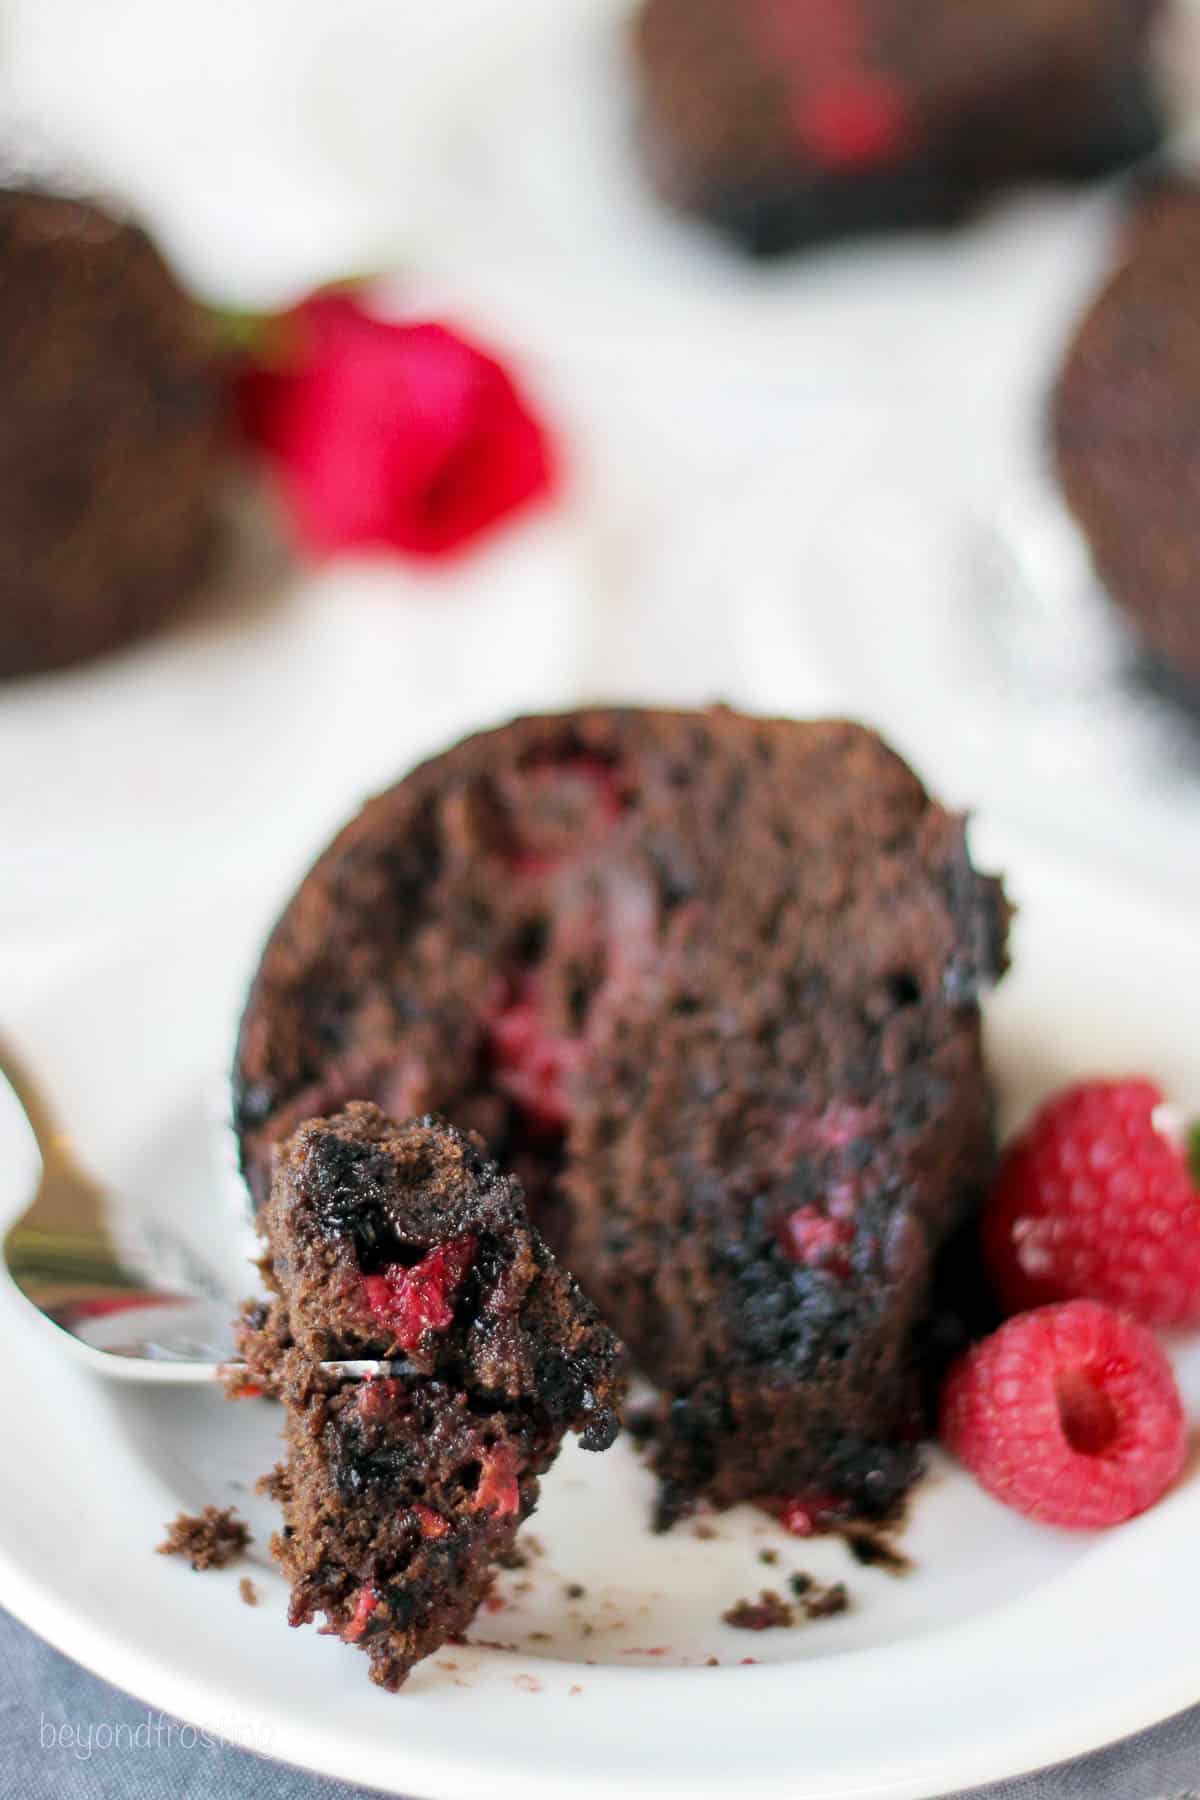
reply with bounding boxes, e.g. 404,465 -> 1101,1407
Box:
2,1607 -> 1195,1800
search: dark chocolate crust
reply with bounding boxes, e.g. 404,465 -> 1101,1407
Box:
250,1105 -> 624,1690
1053,175 -> 1200,686
234,709 -> 1010,1524
0,187 -> 225,678
631,0 -> 1166,256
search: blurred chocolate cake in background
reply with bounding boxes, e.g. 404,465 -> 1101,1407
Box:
631,0 -> 1169,256
0,182 -> 226,678
1053,173 -> 1200,709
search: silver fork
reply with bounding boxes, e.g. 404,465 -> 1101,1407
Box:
0,1038 -> 379,1384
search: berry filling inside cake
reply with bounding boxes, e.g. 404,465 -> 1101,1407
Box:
243,1105 -> 623,1689
235,709 -> 1009,1527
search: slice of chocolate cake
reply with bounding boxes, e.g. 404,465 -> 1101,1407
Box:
1053,174 -> 1200,697
244,1105 -> 623,1690
631,0 -> 1167,256
0,185 -> 225,678
235,709 -> 1010,1528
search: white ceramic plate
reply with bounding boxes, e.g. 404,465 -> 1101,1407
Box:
729,449 -> 1200,899
1,825 -> 1199,1800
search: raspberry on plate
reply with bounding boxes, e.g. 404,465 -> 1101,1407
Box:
940,1301 -> 1186,1530
983,1079 -> 1200,1328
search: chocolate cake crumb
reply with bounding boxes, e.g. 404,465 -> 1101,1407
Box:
803,1581 -> 850,1620
565,1582 -> 586,1600
222,1360 -> 268,1401
724,1577 -> 849,1629
158,1507 -> 250,1571
758,1548 -> 779,1566
722,1591 -> 793,1632
244,1105 -> 624,1691
256,1467 -> 289,1503
239,1577 -> 259,1606
626,1406 -> 658,1447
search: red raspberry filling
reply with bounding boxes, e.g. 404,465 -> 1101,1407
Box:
341,1583 -> 380,1642
355,1375 -> 412,1424
775,1205 -> 854,1275
940,1300 -> 1186,1529
777,1492 -> 845,1538
488,976 -> 586,1132
410,1502 -> 450,1540
472,1441 -> 523,1517
360,1235 -> 478,1351
772,1101 -> 879,1274
776,1101 -> 880,1168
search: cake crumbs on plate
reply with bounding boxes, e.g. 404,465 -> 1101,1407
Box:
803,1580 -> 850,1620
565,1581 -> 586,1599
494,1545 -> 529,1571
724,1579 -> 850,1630
157,1506 -> 251,1571
841,1524 -> 913,1575
758,1548 -> 779,1566
256,1465 -> 289,1503
238,1577 -> 259,1606
722,1591 -> 793,1631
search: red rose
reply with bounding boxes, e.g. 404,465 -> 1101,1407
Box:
238,293 -> 557,559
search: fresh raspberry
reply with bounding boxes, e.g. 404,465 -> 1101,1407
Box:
983,1079 -> 1200,1328
940,1301 -> 1186,1529
360,1234 -> 478,1350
